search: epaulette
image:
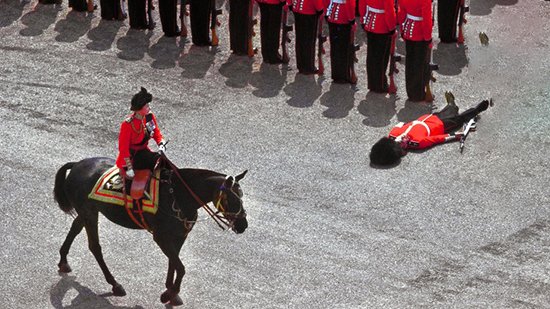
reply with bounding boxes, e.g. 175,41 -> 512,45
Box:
124,115 -> 135,123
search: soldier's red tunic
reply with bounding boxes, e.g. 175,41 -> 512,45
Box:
289,0 -> 324,15
388,114 -> 451,149
116,113 -> 164,169
326,0 -> 355,24
359,0 -> 396,33
397,0 -> 432,41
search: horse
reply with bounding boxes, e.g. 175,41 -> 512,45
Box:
53,156 -> 248,306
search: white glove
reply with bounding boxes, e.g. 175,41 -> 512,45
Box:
126,169 -> 135,178
158,140 -> 167,154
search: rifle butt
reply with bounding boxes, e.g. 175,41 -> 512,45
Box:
212,29 -> 218,46
389,77 -> 397,94
457,26 -> 464,43
87,0 -> 94,11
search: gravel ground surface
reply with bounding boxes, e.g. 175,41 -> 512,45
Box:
1,0 -> 550,308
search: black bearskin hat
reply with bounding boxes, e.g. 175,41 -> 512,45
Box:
130,87 -> 153,111
369,137 -> 404,166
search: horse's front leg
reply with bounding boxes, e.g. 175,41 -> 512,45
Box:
155,236 -> 186,306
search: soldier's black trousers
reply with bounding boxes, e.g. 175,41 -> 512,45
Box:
294,12 -> 318,74
328,22 -> 352,83
366,31 -> 392,91
404,39 -> 430,102
190,0 -> 211,46
230,0 -> 253,55
437,0 -> 460,43
258,2 -> 283,63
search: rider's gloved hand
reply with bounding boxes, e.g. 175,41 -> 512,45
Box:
158,140 -> 167,154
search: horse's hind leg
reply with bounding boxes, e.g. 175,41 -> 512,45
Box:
83,213 -> 127,297
59,216 -> 84,273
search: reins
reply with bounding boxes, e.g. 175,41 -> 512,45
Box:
160,154 -> 235,231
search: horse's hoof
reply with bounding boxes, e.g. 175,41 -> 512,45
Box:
170,295 -> 183,306
58,263 -> 72,273
112,284 -> 126,296
160,290 -> 171,304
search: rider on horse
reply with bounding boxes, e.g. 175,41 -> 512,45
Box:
116,87 -> 167,200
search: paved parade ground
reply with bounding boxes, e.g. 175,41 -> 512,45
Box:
1,0 -> 550,308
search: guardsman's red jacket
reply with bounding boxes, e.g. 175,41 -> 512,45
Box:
359,0 -> 397,33
397,0 -> 432,41
116,113 -> 163,169
325,0 -> 356,24
388,114 -> 451,149
289,0 -> 325,15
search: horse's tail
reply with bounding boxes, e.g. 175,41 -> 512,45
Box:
54,162 -> 76,215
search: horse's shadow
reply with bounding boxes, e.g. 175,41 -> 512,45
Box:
50,275 -> 144,309
20,2 -> 62,37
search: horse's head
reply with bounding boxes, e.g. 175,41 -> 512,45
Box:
215,170 -> 248,234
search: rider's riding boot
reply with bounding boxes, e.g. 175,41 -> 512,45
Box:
130,170 -> 152,200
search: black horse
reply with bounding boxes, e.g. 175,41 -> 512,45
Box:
53,157 -> 248,306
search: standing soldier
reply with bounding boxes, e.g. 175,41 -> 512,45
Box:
158,0 -> 181,36
359,0 -> 396,92
437,0 -> 459,43
326,0 -> 356,84
128,0 -> 152,29
397,0 -> 433,102
230,0 -> 256,56
290,0 -> 325,74
100,0 -> 124,20
256,0 -> 286,63
190,0 -> 212,45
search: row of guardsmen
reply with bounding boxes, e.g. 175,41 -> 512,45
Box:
53,0 -> 468,102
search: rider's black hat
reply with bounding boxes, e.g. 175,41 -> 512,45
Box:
130,87 -> 153,111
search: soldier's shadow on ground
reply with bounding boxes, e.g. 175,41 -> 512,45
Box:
219,54 -> 255,89
20,3 -> 62,37
319,82 -> 356,119
87,19 -> 125,51
0,0 -> 29,28
179,45 -> 217,79
470,0 -> 518,16
54,10 -> 93,43
396,100 -> 435,123
248,62 -> 288,98
358,91 -> 397,127
148,36 -> 185,69
116,29 -> 153,61
50,275 -> 144,309
434,43 -> 468,76
283,73 -> 322,108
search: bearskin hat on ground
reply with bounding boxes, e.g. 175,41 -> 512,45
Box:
130,87 -> 153,111
369,137 -> 404,166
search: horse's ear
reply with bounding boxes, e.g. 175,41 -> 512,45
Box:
235,170 -> 248,182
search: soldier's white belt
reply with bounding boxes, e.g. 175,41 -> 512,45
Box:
332,0 -> 346,3
366,6 -> 385,13
406,14 -> 423,21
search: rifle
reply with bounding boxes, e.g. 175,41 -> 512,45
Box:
247,0 -> 257,56
388,0 -> 400,94
348,22 -> 359,83
118,0 -> 127,20
180,0 -> 189,37
459,117 -> 477,153
317,14 -> 327,74
210,0 -> 222,46
281,4 -> 293,63
457,0 -> 469,43
87,0 -> 94,11
425,0 -> 437,101
148,0 -> 155,30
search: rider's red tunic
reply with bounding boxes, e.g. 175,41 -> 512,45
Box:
116,113 -> 163,169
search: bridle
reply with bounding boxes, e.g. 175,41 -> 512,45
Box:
160,155 -> 245,232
